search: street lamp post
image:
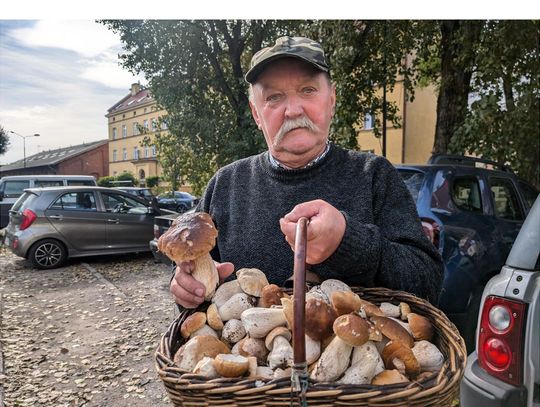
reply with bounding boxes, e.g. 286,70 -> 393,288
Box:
9,131 -> 40,168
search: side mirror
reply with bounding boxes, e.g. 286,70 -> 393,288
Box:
147,206 -> 155,215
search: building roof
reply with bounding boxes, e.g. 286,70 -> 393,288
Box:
0,140 -> 108,171
107,87 -> 154,116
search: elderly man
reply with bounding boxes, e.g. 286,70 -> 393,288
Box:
170,36 -> 443,309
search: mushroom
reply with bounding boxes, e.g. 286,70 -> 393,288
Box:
241,307 -> 287,338
280,297 -> 294,329
371,316 -> 414,348
330,290 -> 362,315
180,312 -> 207,338
173,335 -> 230,372
381,340 -> 421,377
191,324 -> 218,339
255,366 -> 274,379
221,319 -> 246,344
371,369 -> 410,385
213,353 -> 249,378
206,303 -> 224,331
212,280 -> 244,308
320,279 -> 352,299
219,293 -> 257,321
266,327 -> 293,370
399,302 -> 412,320
305,334 -> 321,365
367,320 -> 383,342
310,336 -> 353,382
338,341 -> 385,384
412,340 -> 444,372
358,299 -> 385,317
258,284 -> 287,308
306,285 -> 329,303
380,302 -> 401,318
236,268 -> 269,297
333,313 -> 370,347
389,317 -> 413,335
193,356 -> 218,378
157,212 -> 219,301
273,367 -> 292,379
305,297 -> 338,341
238,337 -> 268,366
407,313 -> 434,341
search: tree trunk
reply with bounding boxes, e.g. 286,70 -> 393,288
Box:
433,21 -> 482,155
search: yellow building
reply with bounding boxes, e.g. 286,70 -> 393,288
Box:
105,83 -> 167,184
357,81 -> 438,165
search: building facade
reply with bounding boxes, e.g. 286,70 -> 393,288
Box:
0,140 -> 109,178
357,81 -> 438,165
106,83 -> 167,185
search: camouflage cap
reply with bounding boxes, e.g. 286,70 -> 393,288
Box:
245,36 -> 329,84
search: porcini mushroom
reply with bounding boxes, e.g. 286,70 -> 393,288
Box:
218,293 -> 256,321
407,313 -> 434,341
371,369 -> 409,385
213,353 -> 249,378
381,340 -> 421,377
238,337 -> 268,366
206,303 -> 224,331
320,279 -> 352,300
236,268 -> 269,297
221,319 -> 246,344
310,336 -> 353,382
333,313 -> 370,347
212,280 -> 244,308
193,356 -> 218,378
412,340 -> 444,372
180,312 -> 207,338
305,297 -> 338,341
379,302 -> 401,318
241,307 -> 287,338
265,327 -> 293,370
258,284 -> 287,308
173,335 -> 230,372
330,290 -> 362,316
157,212 -> 219,300
371,316 -> 414,348
338,341 -> 385,385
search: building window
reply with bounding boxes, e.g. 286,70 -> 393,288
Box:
144,108 -> 147,113
133,122 -> 139,136
151,118 -> 157,131
122,125 -> 127,138
144,146 -> 149,158
161,121 -> 168,130
112,127 -> 117,140
364,113 -> 374,130
133,111 -> 137,116
113,171 -> 117,176
112,149 -> 117,162
122,148 -> 127,160
133,147 -> 139,160
143,119 -> 149,130
113,117 -> 115,122
151,145 -> 156,157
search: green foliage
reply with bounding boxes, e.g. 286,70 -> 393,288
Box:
97,176 -> 116,187
116,171 -> 137,185
0,124 -> 10,155
146,175 -> 160,188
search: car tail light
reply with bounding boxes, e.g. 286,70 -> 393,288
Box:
478,295 -> 527,386
154,224 -> 161,239
19,209 -> 37,231
421,217 -> 440,247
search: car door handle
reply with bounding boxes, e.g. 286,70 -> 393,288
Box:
107,218 -> 120,223
49,215 -> 63,220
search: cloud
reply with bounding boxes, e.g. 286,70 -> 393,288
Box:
80,59 -> 144,89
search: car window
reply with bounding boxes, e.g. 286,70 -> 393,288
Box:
452,177 -> 483,213
397,170 -> 424,203
11,191 -> 37,212
35,180 -> 63,188
50,192 -> 97,211
490,177 -> 524,221
2,180 -> 30,198
518,180 -> 539,210
67,180 -> 95,186
101,192 -> 148,214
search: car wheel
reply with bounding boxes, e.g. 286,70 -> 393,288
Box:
28,238 -> 67,269
176,204 -> 188,213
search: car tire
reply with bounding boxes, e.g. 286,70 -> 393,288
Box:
28,238 -> 68,269
176,204 -> 188,213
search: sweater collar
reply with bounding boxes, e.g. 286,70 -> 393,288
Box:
267,141 -> 331,170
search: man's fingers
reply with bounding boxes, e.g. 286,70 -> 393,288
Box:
283,200 -> 323,222
216,262 -> 234,282
170,278 -> 204,308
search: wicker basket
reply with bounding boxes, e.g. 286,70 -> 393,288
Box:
156,218 -> 467,406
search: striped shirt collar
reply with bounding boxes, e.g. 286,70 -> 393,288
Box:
268,141 -> 331,170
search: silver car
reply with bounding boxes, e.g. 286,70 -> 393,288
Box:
3,186 -> 167,269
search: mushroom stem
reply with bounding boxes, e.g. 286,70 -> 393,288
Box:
192,253 -> 219,301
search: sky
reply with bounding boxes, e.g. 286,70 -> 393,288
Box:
0,20 -> 143,165
1,1 -> 535,166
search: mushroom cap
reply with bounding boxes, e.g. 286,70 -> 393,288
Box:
265,326 -> 292,350
259,284 -> 286,308
379,302 -> 401,318
305,297 -> 338,341
333,313 -> 370,346
371,316 -> 414,348
238,337 -> 268,366
236,268 -> 269,297
173,335 -> 230,372
193,356 -> 218,378
213,353 -> 249,378
206,303 -> 224,331
381,340 -> 421,377
412,340 -> 444,372
157,212 -> 217,262
180,312 -> 207,338
399,302 -> 412,320
330,290 -> 362,316
280,297 -> 294,329
221,319 -> 246,344
371,369 -> 410,385
320,279 -> 352,299
407,313 -> 434,341
358,299 -> 385,317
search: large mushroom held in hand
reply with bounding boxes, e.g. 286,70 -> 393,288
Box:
158,212 -> 219,301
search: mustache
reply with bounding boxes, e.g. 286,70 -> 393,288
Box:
274,117 -> 319,146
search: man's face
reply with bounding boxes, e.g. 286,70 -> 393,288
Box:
249,58 -> 336,168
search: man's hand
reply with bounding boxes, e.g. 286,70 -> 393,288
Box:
170,261 -> 234,308
280,199 -> 346,265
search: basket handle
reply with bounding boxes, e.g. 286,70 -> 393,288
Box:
292,216 -> 309,365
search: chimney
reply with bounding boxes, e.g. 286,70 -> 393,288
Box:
130,83 -> 141,96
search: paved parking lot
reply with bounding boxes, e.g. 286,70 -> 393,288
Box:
0,248 -> 177,407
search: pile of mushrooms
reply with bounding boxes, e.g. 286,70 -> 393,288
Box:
160,213 -> 445,384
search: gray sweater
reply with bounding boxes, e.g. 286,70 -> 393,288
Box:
197,144 -> 443,303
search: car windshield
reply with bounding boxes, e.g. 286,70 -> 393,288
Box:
398,170 -> 425,203
2,180 -> 30,198
11,191 -> 37,212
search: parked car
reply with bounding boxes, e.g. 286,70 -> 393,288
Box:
112,187 -> 156,204
397,154 -> 538,352
156,191 -> 198,213
460,196 -> 539,407
0,175 -> 97,228
2,186 -> 172,269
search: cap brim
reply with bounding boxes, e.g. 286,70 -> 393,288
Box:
245,52 -> 329,84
